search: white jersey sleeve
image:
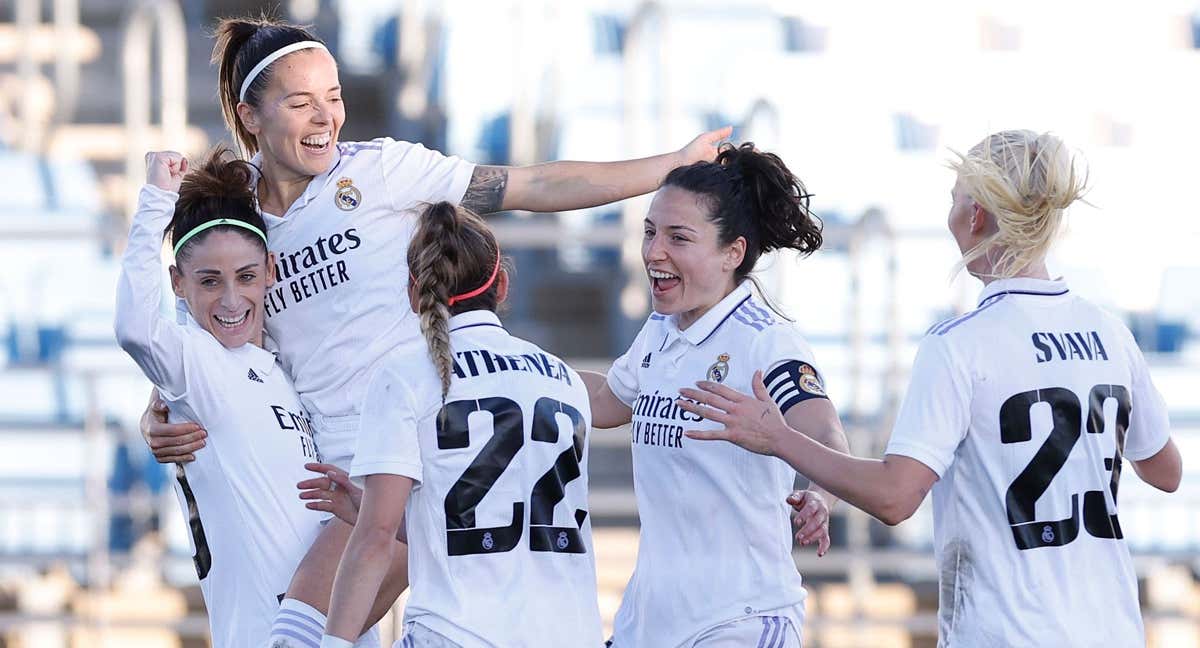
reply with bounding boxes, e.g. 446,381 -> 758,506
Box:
351,359 -> 430,481
1118,328 -> 1171,461
607,315 -> 660,406
114,184 -> 189,400
885,333 -> 972,477
380,138 -> 476,212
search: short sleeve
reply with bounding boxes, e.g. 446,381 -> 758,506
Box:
754,326 -> 828,415
1121,335 -> 1171,461
607,316 -> 660,406
884,335 -> 972,478
350,363 -> 425,481
380,139 -> 476,212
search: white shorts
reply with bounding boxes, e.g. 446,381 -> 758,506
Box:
393,622 -> 461,648
311,413 -> 360,472
607,606 -> 802,648
691,614 -> 801,647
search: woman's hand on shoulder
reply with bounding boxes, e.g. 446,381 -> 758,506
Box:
144,151 -> 188,193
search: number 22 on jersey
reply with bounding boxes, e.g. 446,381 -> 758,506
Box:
437,396 -> 589,557
1000,383 -> 1130,550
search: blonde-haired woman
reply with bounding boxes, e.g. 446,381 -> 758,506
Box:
677,130 -> 1181,646
319,202 -> 603,647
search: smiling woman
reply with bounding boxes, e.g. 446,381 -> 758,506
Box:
138,13 -> 734,648
583,143 -> 852,647
163,151 -> 273,349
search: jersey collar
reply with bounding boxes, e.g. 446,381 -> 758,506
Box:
249,149 -> 345,221
449,310 -> 505,333
180,309 -> 280,376
668,281 -> 755,347
977,276 -> 1070,307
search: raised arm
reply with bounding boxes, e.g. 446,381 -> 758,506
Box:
461,127 -> 732,214
679,372 -> 937,527
114,152 -> 190,398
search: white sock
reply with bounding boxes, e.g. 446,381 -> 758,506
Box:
267,598 -> 326,648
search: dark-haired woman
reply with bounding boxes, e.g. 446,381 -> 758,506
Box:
115,150 -> 328,648
318,202 -> 603,648
584,144 -> 850,647
139,16 -> 728,641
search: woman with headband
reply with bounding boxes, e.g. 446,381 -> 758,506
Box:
136,14 -> 727,647
308,201 -> 604,647
115,148 -> 346,647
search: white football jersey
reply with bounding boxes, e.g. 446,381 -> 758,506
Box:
115,186 -> 325,648
350,310 -> 603,648
255,139 -> 474,463
606,281 -> 825,647
885,277 -> 1171,647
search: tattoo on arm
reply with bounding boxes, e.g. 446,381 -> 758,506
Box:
461,165 -> 509,214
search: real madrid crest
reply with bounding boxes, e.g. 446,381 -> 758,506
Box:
707,353 -> 731,383
797,362 -> 826,396
335,177 -> 362,211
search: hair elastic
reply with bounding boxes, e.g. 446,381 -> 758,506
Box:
447,248 -> 502,306
173,219 -> 267,256
239,40 -> 328,102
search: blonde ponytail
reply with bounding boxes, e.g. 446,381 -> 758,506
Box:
949,130 -> 1088,279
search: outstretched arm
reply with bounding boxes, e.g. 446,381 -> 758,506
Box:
580,370 -> 633,429
678,371 -> 937,526
461,127 -> 732,214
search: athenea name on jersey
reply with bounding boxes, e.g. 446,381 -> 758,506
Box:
352,311 -> 603,648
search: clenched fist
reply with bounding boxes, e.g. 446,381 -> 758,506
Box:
144,150 -> 188,193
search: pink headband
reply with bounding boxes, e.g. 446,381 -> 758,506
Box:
448,248 -> 502,306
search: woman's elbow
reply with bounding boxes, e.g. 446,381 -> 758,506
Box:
1152,470 -> 1181,494
876,499 -> 920,527
351,525 -> 399,560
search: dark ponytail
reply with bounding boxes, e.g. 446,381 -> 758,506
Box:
663,142 -> 822,282
166,145 -> 265,264
407,202 -> 506,398
212,15 -> 324,157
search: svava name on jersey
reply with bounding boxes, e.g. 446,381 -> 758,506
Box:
264,228 -> 361,317
1031,330 -> 1109,363
452,348 -> 573,386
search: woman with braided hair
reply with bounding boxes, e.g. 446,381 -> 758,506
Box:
134,13 -> 727,646
318,202 -> 603,647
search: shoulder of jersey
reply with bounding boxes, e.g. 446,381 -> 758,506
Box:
924,292 -> 1012,338
730,295 -> 786,333
336,138 -> 388,161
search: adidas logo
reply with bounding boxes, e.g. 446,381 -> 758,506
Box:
641,353 -> 652,368
247,368 -> 264,383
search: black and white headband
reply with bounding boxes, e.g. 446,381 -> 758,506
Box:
239,40 -> 328,102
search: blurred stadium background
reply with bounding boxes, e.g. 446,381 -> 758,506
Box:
0,0 -> 1198,646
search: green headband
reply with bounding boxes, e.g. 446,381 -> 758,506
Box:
173,219 -> 268,256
